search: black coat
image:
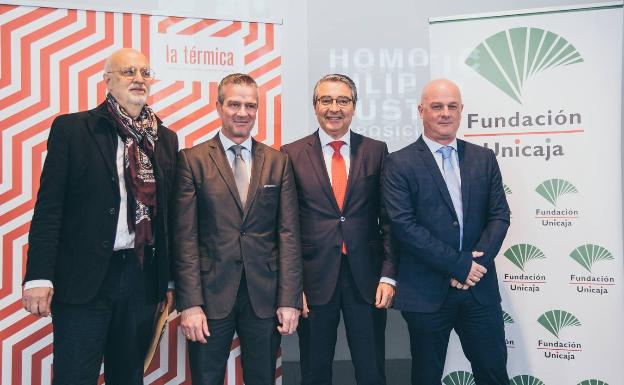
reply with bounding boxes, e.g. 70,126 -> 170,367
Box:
24,102 -> 178,304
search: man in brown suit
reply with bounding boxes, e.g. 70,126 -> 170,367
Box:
172,73 -> 302,385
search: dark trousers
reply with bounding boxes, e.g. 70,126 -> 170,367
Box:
51,249 -> 157,385
188,274 -> 281,385
298,256 -> 387,385
402,289 -> 508,385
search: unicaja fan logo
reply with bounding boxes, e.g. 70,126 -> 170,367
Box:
570,244 -> 614,272
504,243 -> 545,271
510,375 -> 545,385
534,178 -> 579,228
502,243 -> 547,292
465,27 -> 583,104
535,179 -> 578,206
442,371 -> 474,385
537,309 -> 581,338
569,243 -> 616,296
577,380 -> 609,385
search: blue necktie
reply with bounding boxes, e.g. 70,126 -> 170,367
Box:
437,146 -> 463,249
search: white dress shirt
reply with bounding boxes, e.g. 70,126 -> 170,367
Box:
114,136 -> 135,250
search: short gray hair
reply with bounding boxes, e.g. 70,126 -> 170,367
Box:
312,74 -> 358,107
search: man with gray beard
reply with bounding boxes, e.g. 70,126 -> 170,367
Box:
22,48 -> 178,385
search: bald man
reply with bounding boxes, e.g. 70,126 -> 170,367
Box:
382,79 -> 510,384
22,48 -> 178,385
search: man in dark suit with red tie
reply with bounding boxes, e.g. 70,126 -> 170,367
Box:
281,74 -> 397,385
383,79 -> 510,385
173,73 -> 302,385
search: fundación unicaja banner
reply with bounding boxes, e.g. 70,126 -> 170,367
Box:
428,2 -> 623,384
0,3 -> 283,384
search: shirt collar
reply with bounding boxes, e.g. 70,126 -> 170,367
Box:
219,131 -> 253,153
318,128 -> 351,148
421,133 -> 458,155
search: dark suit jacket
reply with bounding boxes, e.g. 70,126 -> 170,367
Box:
383,136 -> 510,313
281,131 -> 396,306
172,135 -> 302,319
24,102 -> 179,305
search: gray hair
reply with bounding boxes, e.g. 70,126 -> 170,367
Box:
312,74 -> 358,107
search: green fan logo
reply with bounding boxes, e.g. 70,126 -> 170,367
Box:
503,183 -> 512,194
535,179 -> 577,206
570,244 -> 614,272
466,27 -> 583,104
538,310 -> 581,338
504,244 -> 545,271
577,380 -> 609,385
510,375 -> 546,385
502,311 -> 514,324
442,371 -> 475,385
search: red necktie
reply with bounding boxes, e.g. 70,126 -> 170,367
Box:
329,140 -> 348,254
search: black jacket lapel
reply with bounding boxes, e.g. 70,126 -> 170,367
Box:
416,137 -> 457,218
305,131 -> 341,213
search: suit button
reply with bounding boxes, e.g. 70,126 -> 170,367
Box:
340,216 -> 345,222
101,241 -> 111,249
235,260 -> 243,265
109,208 -> 116,215
240,231 -> 246,236
452,221 -> 459,226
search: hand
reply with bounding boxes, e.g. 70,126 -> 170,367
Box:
157,289 -> 175,315
276,307 -> 300,335
180,306 -> 209,343
464,261 -> 487,287
375,282 -> 395,309
22,287 -> 54,317
301,292 -> 310,318
472,251 -> 484,258
449,278 -> 468,290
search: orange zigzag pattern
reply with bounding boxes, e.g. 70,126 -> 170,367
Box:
0,5 -> 281,385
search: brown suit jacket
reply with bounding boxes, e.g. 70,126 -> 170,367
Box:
172,134 -> 302,319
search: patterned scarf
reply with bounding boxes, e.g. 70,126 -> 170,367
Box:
106,93 -> 158,267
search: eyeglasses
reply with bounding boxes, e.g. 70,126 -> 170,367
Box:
106,67 -> 156,80
316,96 -> 353,108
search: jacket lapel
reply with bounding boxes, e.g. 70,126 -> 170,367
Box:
305,131 -> 341,213
242,139 -> 265,220
457,139 -> 471,225
342,131 -> 362,211
416,137 -> 456,217
87,102 -> 117,178
208,135 -> 244,214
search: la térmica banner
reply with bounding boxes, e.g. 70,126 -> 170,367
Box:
0,4 -> 282,385
428,2 -> 624,384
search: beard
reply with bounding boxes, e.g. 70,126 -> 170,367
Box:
126,93 -> 148,106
